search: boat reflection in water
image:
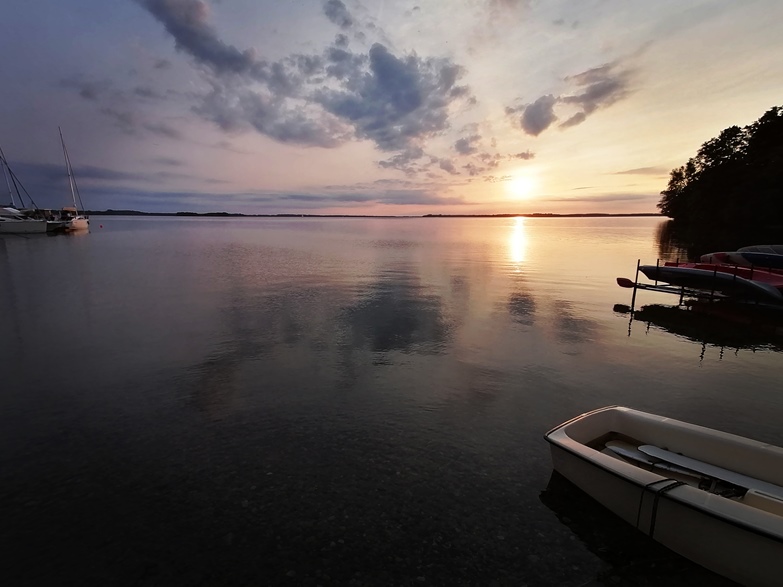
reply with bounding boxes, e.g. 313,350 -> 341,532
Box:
540,471 -> 737,585
614,302 -> 783,357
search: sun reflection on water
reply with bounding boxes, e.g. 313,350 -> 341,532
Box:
509,216 -> 528,266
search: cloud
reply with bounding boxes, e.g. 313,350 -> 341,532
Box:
477,152 -> 502,168
136,0 -> 258,77
484,175 -> 512,183
134,85 -> 166,99
137,0 -> 472,174
59,78 -> 113,101
377,146 -> 426,174
518,94 -> 557,136
194,82 -> 348,147
462,162 -> 481,176
509,150 -> 535,160
509,60 -> 634,136
438,159 -> 459,175
315,44 -> 468,153
143,121 -> 184,139
9,161 -> 153,186
614,166 -> 668,175
323,0 -> 353,30
152,157 -> 184,166
559,62 -> 632,128
544,193 -> 655,203
101,107 -> 137,134
454,134 -> 481,155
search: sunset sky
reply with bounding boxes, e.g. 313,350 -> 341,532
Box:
1,0 -> 781,215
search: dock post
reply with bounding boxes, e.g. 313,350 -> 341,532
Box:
630,259 -> 640,311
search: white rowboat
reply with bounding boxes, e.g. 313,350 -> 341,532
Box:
545,406 -> 783,586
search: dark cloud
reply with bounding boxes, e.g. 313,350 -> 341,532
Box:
101,107 -> 137,134
462,163 -> 481,176
477,152 -> 501,168
334,33 -> 349,48
377,146 -> 426,175
271,189 -> 463,207
154,58 -> 172,69
10,161 -> 148,185
136,0 -> 258,76
316,44 -> 469,155
323,0 -> 353,30
560,111 -> 586,129
484,175 -> 512,183
143,122 -> 183,140
194,83 -> 347,147
519,94 -> 557,136
59,78 -> 112,101
152,157 -> 184,167
509,150 -> 534,160
559,62 -> 631,128
134,85 -> 165,99
137,0 -> 472,174
454,134 -> 481,155
324,47 -> 366,79
439,159 -> 459,175
509,61 -> 633,136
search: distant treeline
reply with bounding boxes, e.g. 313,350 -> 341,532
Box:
658,105 -> 783,241
422,213 -> 661,218
88,210 -> 662,218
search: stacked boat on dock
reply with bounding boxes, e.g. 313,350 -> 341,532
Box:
619,244 -> 783,306
616,245 -> 783,340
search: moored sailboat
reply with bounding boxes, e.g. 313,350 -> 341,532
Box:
59,128 -> 89,232
0,148 -> 67,234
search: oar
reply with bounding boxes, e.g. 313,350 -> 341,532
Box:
605,441 -> 707,481
639,445 -> 783,500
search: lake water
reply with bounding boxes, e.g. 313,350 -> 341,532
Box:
2,216 -> 781,586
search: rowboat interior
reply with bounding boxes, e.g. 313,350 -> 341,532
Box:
545,406 -> 783,585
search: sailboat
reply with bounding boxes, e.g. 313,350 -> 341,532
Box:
59,128 -> 89,232
0,147 -> 66,234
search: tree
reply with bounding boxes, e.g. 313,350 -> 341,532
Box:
658,106 -> 783,232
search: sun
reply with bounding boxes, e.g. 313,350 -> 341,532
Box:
506,174 -> 537,199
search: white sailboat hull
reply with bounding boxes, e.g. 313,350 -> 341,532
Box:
0,217 -> 49,234
545,406 -> 783,586
65,216 -> 89,231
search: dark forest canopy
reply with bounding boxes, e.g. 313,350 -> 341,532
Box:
658,106 -> 783,232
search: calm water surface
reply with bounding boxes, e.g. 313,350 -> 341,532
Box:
2,216 -> 781,586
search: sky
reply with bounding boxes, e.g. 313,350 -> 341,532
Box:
0,0 -> 781,215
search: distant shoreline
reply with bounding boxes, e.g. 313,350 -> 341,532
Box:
86,210 -> 663,219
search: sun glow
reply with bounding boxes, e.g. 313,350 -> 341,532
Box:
506,174 -> 537,199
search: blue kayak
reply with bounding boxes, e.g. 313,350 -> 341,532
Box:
740,252 -> 783,270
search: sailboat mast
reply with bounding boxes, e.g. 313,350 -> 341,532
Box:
59,127 -> 79,212
0,146 -> 19,208
1,154 -> 16,208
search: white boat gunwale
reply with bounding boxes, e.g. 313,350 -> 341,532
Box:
544,406 -> 783,544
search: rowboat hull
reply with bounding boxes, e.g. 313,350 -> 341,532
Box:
545,406 -> 783,586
